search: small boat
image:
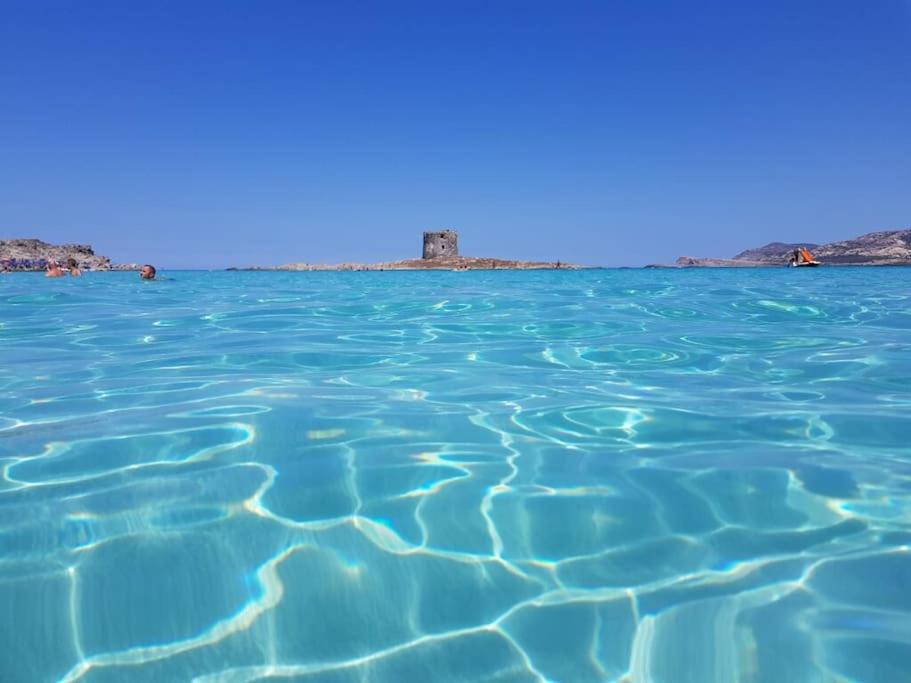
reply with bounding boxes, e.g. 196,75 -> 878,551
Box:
789,247 -> 820,267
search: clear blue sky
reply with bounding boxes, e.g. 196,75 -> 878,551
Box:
1,1 -> 909,268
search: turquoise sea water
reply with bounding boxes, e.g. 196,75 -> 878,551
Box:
1,268 -> 910,682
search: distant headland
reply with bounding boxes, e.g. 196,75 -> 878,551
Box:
663,228 -> 911,268
229,230 -> 580,271
0,239 -> 138,271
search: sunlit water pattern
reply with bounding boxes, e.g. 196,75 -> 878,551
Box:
2,269 -> 910,682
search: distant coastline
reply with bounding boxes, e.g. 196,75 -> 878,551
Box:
657,228 -> 911,268
6,227 -> 910,272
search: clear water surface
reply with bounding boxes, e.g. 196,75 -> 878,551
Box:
1,268 -> 910,682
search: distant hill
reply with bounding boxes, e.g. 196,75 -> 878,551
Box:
733,242 -> 819,262
672,229 -> 911,267
813,230 -> 911,264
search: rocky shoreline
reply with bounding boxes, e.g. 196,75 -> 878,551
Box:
664,229 -> 911,268
0,239 -> 139,271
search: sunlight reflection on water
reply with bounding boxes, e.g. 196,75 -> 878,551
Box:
1,268 -> 910,682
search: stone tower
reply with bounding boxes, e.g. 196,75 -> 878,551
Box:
422,229 -> 459,259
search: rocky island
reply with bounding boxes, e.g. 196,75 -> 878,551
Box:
231,230 -> 580,271
670,228 -> 911,267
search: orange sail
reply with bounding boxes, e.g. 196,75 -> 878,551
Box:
800,248 -> 814,262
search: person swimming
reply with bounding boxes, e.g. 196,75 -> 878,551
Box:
45,261 -> 66,278
66,258 -> 81,276
140,264 -> 156,280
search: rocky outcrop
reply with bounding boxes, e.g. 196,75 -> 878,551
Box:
670,229 -> 911,267
234,256 -> 579,271
0,239 -> 115,271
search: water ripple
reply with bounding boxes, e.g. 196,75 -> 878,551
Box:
1,268 -> 909,682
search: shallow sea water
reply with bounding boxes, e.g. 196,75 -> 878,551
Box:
1,268 -> 910,682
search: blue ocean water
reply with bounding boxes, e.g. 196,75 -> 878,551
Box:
1,268 -> 910,682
